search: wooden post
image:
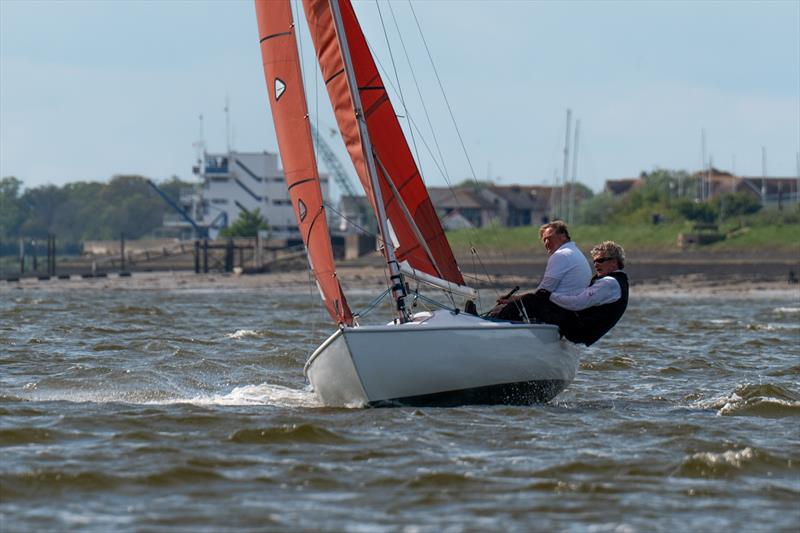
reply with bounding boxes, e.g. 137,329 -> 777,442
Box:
19,238 -> 24,274
49,234 -> 56,277
120,233 -> 126,272
225,239 -> 234,272
194,240 -> 200,274
203,239 -> 209,273
238,242 -> 244,269
32,240 -> 38,272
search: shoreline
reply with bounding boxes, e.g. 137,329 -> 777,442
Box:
2,266 -> 798,300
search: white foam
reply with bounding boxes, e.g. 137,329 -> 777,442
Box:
688,447 -> 755,467
773,307 -> 800,314
177,383 -> 321,408
226,329 -> 260,339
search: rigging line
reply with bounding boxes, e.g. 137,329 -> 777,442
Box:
353,287 -> 391,318
374,154 -> 447,283
407,0 -> 479,184
387,0 -> 451,184
362,40 -> 447,183
403,1 -> 512,292
323,202 -> 378,240
374,0 -> 427,187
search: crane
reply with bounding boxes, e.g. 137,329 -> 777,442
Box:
309,123 -> 371,233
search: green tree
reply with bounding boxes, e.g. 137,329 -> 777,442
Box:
0,177 -> 24,238
716,192 -> 762,218
219,208 -> 269,238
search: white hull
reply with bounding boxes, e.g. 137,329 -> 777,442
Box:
304,310 -> 579,407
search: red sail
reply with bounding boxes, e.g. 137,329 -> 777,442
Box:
255,0 -> 352,326
303,0 -> 464,286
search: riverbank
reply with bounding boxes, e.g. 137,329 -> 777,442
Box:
2,263 -> 798,300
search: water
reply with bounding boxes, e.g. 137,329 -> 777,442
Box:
1,285 -> 799,532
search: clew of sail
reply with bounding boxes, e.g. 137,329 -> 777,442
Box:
255,0 -> 353,326
303,0 -> 467,290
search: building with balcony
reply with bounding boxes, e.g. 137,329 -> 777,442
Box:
165,150 -> 330,239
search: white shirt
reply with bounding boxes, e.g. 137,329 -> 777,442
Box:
550,273 -> 622,311
537,241 -> 592,296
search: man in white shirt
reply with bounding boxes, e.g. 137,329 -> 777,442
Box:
489,221 -> 591,321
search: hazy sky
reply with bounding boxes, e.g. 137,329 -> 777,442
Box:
1,0 -> 798,195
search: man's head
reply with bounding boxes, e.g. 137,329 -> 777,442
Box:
539,220 -> 570,255
590,241 -> 625,276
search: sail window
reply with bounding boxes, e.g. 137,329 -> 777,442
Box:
274,78 -> 286,101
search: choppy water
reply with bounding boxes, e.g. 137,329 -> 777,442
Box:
1,286 -> 798,532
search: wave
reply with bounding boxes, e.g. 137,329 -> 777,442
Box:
773,307 -> 800,314
229,423 -> 347,444
0,427 -> 57,445
675,446 -> 796,478
580,355 -> 637,371
109,305 -> 165,316
703,383 -> 800,418
225,329 -> 260,340
171,383 -> 320,408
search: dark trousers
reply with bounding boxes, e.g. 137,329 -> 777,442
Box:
490,290 -> 581,336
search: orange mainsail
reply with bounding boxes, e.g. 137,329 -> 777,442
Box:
255,0 -> 353,325
303,0 -> 465,287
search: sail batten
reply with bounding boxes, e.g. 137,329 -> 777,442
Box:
255,0 -> 353,326
303,0 -> 465,288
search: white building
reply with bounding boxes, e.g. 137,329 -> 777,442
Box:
166,150 -> 330,240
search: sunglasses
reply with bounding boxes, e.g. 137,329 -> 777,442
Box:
593,257 -> 614,264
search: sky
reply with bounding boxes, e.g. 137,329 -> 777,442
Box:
1,0 -> 798,196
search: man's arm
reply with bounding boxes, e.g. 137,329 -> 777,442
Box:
550,276 -> 621,311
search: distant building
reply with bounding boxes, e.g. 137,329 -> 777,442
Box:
603,169 -> 800,208
604,178 -> 642,196
428,184 -> 580,228
336,194 -> 374,235
164,150 -> 330,239
695,168 -> 800,207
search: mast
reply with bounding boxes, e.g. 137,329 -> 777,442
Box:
328,0 -> 409,323
569,118 -> 580,223
561,109 -> 571,220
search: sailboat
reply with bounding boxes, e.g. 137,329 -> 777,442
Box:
254,0 -> 579,407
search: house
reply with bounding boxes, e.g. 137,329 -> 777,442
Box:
695,168 -> 800,207
428,187 -> 499,228
604,178 -> 642,196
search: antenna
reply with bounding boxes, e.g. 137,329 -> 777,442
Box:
761,146 -> 767,205
224,94 -> 231,153
192,113 -> 206,167
561,108 -> 572,220
796,151 -> 799,205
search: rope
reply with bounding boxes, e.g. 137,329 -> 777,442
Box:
353,287 -> 391,319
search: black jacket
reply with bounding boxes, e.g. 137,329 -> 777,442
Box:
563,271 -> 629,346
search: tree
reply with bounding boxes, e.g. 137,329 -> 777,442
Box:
219,208 -> 269,238
716,192 -> 762,218
0,177 -> 24,239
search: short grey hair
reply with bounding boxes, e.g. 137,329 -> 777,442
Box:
539,220 -> 570,241
590,241 -> 625,269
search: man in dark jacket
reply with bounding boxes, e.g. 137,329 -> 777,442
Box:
550,241 -> 629,346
